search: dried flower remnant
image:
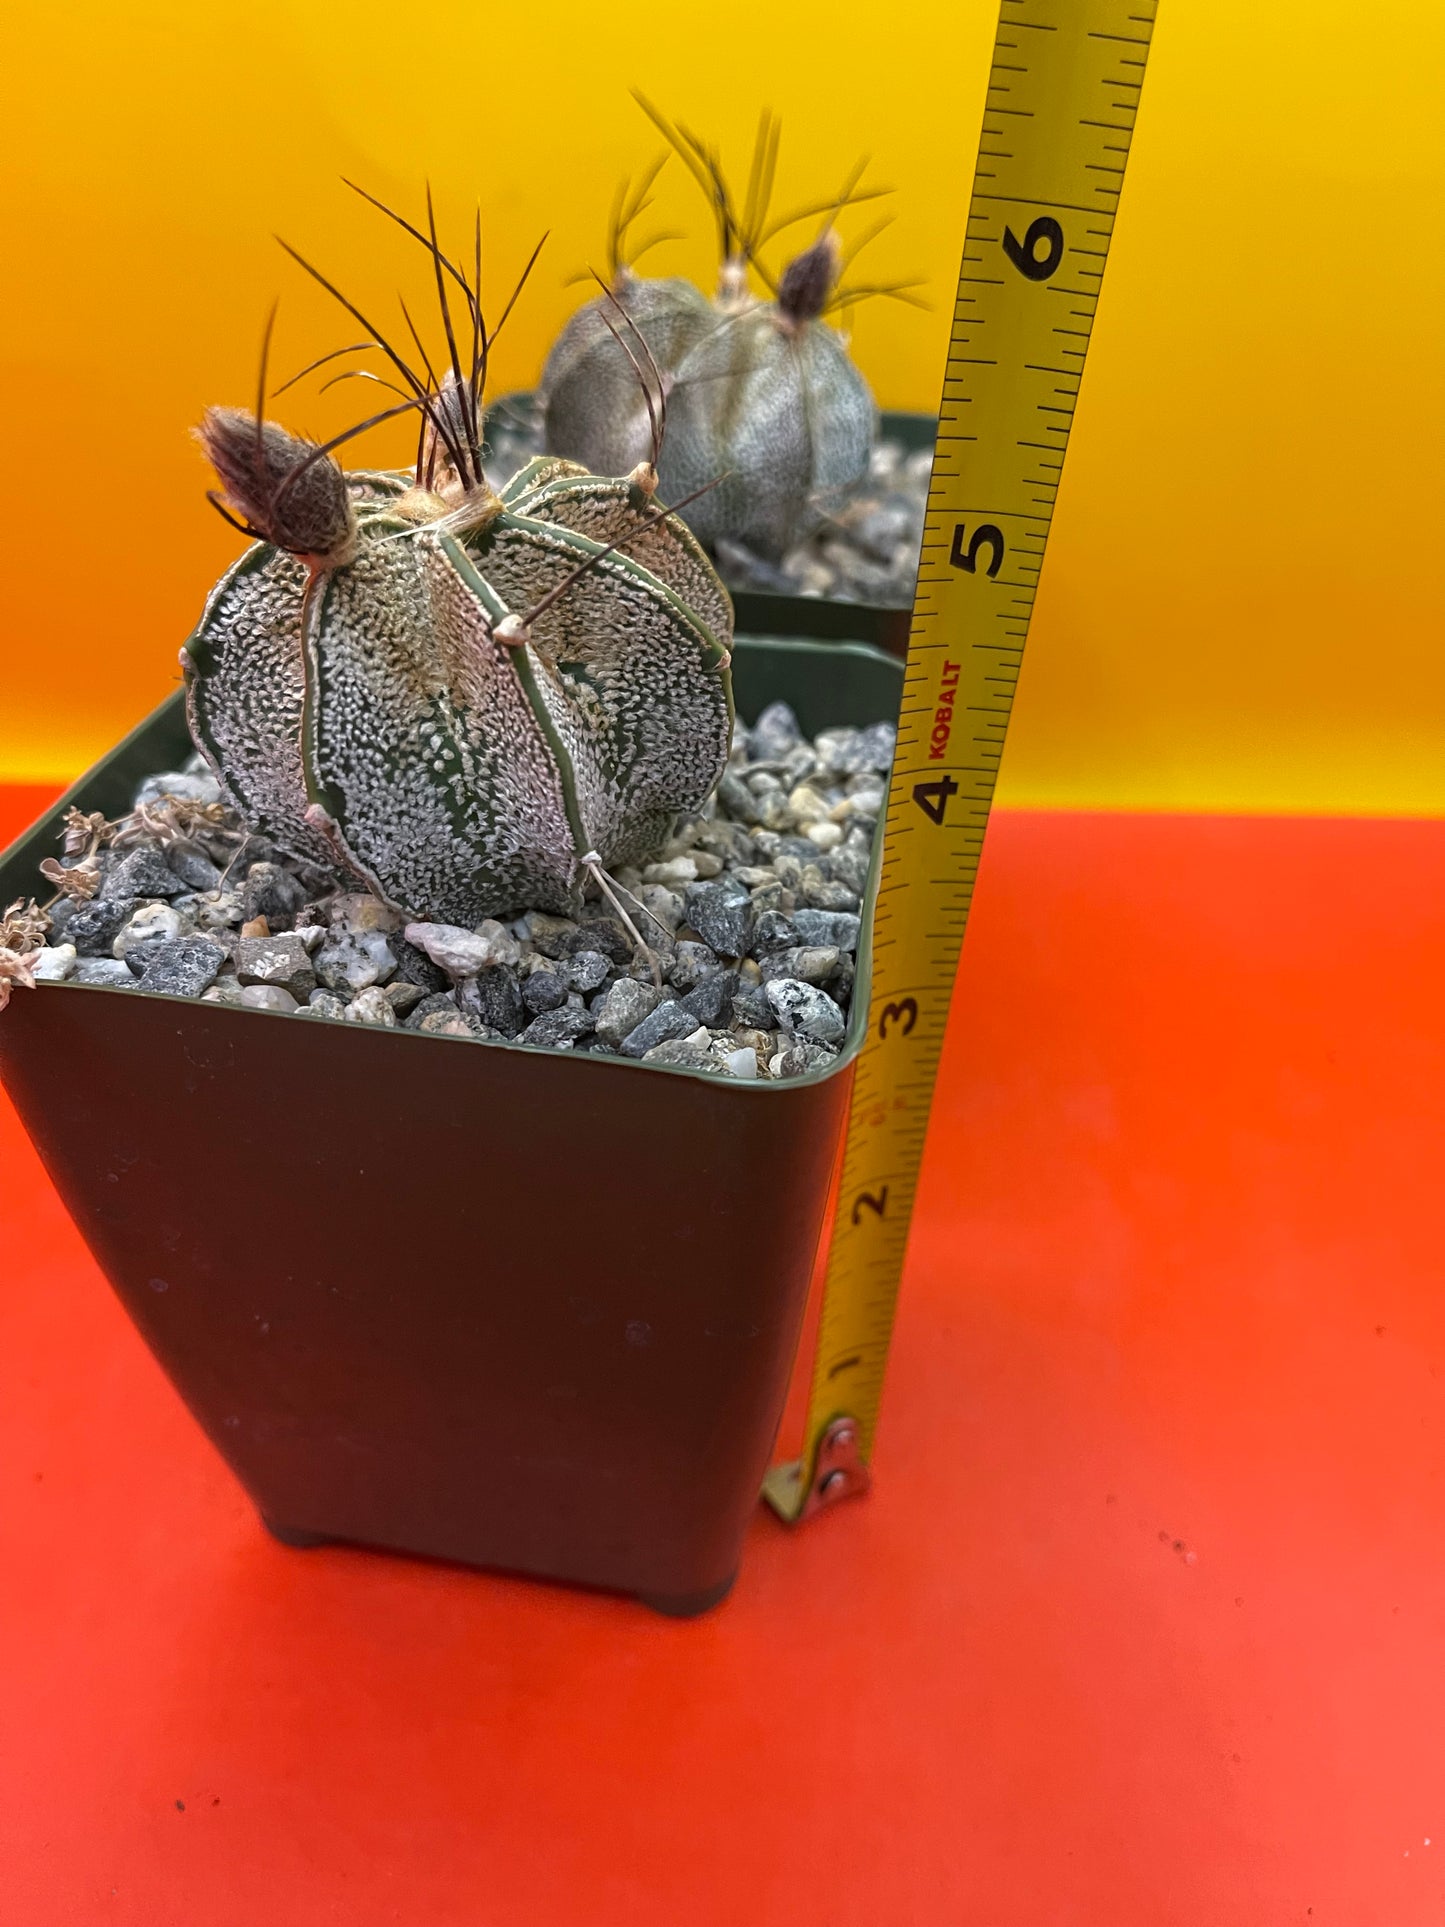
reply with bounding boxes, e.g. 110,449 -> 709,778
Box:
0,899 -> 50,1012
61,808 -> 109,859
37,857 -> 101,900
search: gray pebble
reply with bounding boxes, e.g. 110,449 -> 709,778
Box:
619,999 -> 697,1059
684,880 -> 753,958
801,870 -> 861,913
242,861 -> 306,931
679,968 -> 739,1028
389,934 -> 450,994
637,883 -> 685,934
758,945 -> 841,986
113,902 -> 185,966
102,848 -> 186,903
137,936 -> 228,999
166,843 -> 224,892
752,909 -> 799,952
669,940 -> 719,992
641,1030 -> 715,1070
405,990 -> 459,1029
70,957 -> 137,988
595,977 -> 662,1048
307,989 -> 350,1021
522,967 -> 569,1015
693,820 -> 755,866
315,931 -> 396,993
567,949 -> 611,994
749,701 -> 802,761
525,912 -> 580,959
67,897 -> 136,956
765,977 -> 847,1044
519,1005 -> 596,1049
731,982 -> 775,1030
201,975 -> 246,1007
791,908 -> 861,951
459,967 -> 524,1037
192,889 -> 247,934
45,899 -> 76,942
717,768 -> 761,823
235,932 -> 316,998
769,1038 -> 843,1078
571,913 -> 633,966
416,1009 -> 477,1038
827,839 -> 872,897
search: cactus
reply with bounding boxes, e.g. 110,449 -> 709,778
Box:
184,199 -> 734,934
542,102 -> 913,561
660,228 -> 874,559
540,157 -> 712,482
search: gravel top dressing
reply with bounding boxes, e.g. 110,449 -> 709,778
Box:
24,701 -> 891,1083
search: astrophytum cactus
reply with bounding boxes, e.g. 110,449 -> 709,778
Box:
659,227 -> 874,559
543,102 -> 905,562
184,202 -> 734,934
540,158 -> 712,482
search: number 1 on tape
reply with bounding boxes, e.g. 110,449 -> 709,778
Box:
764,0 -> 1158,1524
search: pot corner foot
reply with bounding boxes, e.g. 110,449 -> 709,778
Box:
261,1517 -> 333,1551
635,1570 -> 738,1619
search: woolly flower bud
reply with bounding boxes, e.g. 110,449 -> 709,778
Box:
198,407 -> 355,560
777,230 -> 842,327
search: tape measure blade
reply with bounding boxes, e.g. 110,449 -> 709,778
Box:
766,0 -> 1157,1525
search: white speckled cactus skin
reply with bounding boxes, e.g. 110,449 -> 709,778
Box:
540,270 -> 712,480
658,245 -> 875,559
184,423 -> 734,927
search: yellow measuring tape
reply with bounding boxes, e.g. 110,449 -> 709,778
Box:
764,0 -> 1158,1523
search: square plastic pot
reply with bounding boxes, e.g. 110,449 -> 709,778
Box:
0,636 -> 900,1615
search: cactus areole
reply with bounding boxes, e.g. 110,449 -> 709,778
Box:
184,407 -> 735,930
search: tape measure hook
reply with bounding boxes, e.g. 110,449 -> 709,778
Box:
802,1416 -> 872,1520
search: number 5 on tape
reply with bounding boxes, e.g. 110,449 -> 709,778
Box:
763,0 -> 1158,1525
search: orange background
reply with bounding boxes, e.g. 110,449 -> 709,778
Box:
1,1 -> 1442,810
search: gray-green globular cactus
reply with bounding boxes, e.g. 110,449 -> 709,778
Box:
183,202 -> 734,933
542,103 -> 901,562
660,228 -> 874,560
540,157 -> 713,481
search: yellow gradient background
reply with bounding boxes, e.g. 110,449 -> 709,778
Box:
0,3 -> 1440,810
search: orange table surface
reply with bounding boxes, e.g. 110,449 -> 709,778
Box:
4,787 -> 1444,1927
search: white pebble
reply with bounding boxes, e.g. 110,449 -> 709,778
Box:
239,984 -> 298,1014
405,919 -> 516,975
642,856 -> 698,887
345,986 -> 397,1027
805,821 -> 844,851
112,902 -> 182,960
31,943 -> 76,982
723,1047 -> 758,1080
785,783 -> 832,827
